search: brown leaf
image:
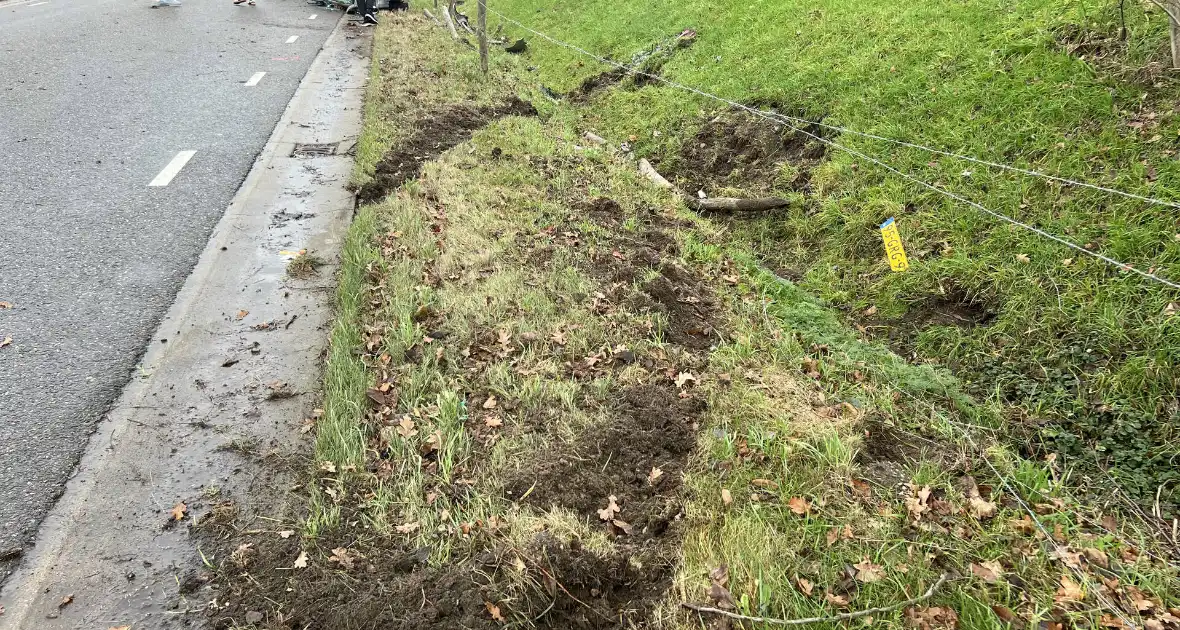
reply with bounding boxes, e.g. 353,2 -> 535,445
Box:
611,519 -> 633,535
826,527 -> 839,546
0,337 -> 11,348
396,415 -> 417,438
1015,253 -> 1031,264
483,395 -> 498,409
795,577 -> 814,596
825,592 -> 849,608
905,606 -> 959,629
485,601 -> 505,623
395,522 -> 420,534
905,485 -> 932,521
707,583 -> 736,609
170,502 -> 187,521
1050,547 -> 1083,569
850,478 -> 871,498
0,301 -> 12,309
648,467 -> 664,486
721,488 -> 733,506
597,495 -> 621,521
674,371 -> 696,388
484,416 -> 503,428
853,558 -> 885,583
1082,547 -> 1109,568
751,478 -> 778,489
990,606 -> 1019,626
1054,574 -> 1084,604
329,547 -> 355,569
279,530 -> 295,539
863,305 -> 878,317
1100,615 -> 1132,629
788,497 -> 810,515
109,627 -> 132,630
235,309 -> 249,320
969,497 -> 997,519
293,551 -> 309,568
709,564 -> 729,587
970,560 -> 1003,583
59,594 -> 74,608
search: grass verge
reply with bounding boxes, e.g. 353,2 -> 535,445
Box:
203,10 -> 1179,630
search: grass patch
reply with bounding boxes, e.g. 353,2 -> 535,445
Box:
483,0 -> 1180,514
206,9 -> 1180,630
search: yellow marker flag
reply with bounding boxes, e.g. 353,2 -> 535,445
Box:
879,217 -> 909,272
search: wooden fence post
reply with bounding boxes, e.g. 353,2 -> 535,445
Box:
478,0 -> 488,74
1170,0 -> 1180,68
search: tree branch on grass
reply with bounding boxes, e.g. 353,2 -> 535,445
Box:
681,573 -> 951,626
423,8 -> 442,26
638,158 -> 791,213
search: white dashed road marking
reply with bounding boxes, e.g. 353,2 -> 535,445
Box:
244,72 -> 266,86
27,2 -> 48,6
286,35 -> 299,43
148,151 -> 196,187
307,13 -> 316,19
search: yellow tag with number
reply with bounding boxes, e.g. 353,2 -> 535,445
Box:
879,217 -> 909,272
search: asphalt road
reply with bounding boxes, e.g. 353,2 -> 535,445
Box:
0,0 -> 341,578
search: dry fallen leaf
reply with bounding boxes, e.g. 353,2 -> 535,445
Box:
905,485 -> 932,521
395,522 -> 420,534
795,577 -> 814,596
611,519 -> 634,535
0,337 -> 11,348
597,495 -> 621,521
969,497 -> 998,519
0,302 -> 12,309
825,592 -> 849,608
279,530 -> 295,539
484,416 -> 503,428
59,594 -> 74,608
396,415 -> 417,439
674,371 -> 696,388
970,560 -> 1003,583
483,395 -> 498,409
319,460 -> 337,473
1016,253 -> 1031,264
1054,574 -> 1084,604
721,489 -> 733,506
170,502 -> 187,522
235,309 -> 249,320
853,558 -> 885,583
788,496 -> 810,515
329,547 -> 355,569
905,606 -> 959,629
648,467 -> 664,486
485,601 -> 505,623
1083,547 -> 1110,568
826,527 -> 839,546
108,627 -> 132,630
990,606 -> 1019,625
293,551 -> 309,569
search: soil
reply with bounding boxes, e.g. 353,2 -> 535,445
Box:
506,384 -> 703,539
356,97 -> 537,203
568,68 -> 629,103
663,110 -> 829,197
855,421 -> 964,491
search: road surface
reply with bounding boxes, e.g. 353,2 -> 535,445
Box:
0,0 -> 341,580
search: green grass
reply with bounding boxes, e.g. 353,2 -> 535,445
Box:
290,9 -> 1180,630
486,0 -> 1180,513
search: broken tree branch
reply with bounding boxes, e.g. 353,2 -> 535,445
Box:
639,158 -> 674,189
439,1 -> 460,40
687,197 -> 791,212
682,573 -> 950,627
638,158 -> 790,213
423,8 -> 442,26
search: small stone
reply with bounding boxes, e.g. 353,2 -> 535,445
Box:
245,610 -> 264,624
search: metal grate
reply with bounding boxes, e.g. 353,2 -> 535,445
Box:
291,142 -> 338,157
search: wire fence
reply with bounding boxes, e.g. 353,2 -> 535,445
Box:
487,6 -> 1180,291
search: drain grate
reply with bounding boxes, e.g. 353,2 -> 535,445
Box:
291,142 -> 338,157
